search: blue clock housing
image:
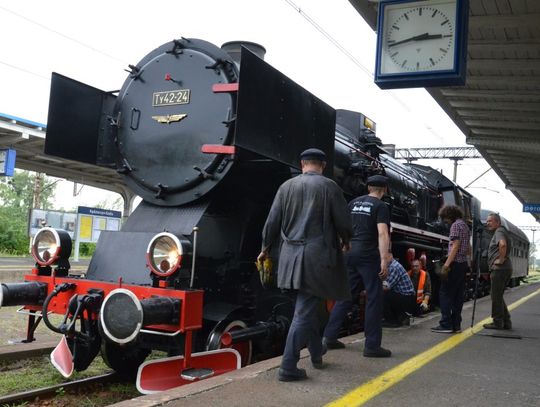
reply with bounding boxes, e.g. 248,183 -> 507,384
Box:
374,0 -> 469,89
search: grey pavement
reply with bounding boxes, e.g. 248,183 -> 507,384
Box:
111,281 -> 540,407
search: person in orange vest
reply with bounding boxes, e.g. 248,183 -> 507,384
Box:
408,259 -> 431,315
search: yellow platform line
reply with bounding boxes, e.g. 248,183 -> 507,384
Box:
326,286 -> 540,407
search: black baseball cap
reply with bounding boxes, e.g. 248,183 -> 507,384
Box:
367,175 -> 389,187
300,148 -> 327,161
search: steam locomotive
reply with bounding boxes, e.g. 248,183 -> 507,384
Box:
0,38 -> 529,393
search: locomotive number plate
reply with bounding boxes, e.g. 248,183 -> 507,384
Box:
152,90 -> 191,106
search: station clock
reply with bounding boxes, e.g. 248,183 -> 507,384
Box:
374,0 -> 469,89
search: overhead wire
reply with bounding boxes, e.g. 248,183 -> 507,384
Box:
283,0 -> 373,77
282,0 -> 412,113
0,4 -> 128,81
0,60 -> 49,80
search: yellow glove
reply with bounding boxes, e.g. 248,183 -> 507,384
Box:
256,258 -> 273,287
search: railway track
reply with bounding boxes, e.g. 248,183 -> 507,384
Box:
0,341 -> 57,362
0,372 -> 117,405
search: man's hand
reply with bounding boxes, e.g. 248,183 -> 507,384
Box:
420,301 -> 429,312
379,262 -> 388,280
342,241 -> 351,252
440,264 -> 450,281
257,250 -> 268,264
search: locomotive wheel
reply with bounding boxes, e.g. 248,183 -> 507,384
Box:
101,341 -> 150,378
206,319 -> 252,367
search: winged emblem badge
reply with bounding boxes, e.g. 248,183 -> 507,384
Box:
151,114 -> 188,124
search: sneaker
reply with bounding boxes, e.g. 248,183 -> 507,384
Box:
483,322 -> 504,330
363,347 -> 391,358
453,327 -> 462,333
431,325 -> 453,333
322,337 -> 345,349
382,320 -> 401,328
278,367 -> 307,382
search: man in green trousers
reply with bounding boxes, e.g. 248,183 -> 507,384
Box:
484,213 -> 513,330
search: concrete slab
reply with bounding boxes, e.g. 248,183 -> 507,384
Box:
110,281 -> 540,407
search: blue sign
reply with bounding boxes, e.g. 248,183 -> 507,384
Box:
523,204 -> 540,213
0,148 -> 16,176
77,206 -> 122,218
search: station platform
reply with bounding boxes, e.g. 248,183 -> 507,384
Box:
112,280 -> 540,407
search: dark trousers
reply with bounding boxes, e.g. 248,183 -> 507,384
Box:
383,291 -> 415,324
490,268 -> 512,326
324,256 -> 382,350
439,261 -> 467,330
281,290 -> 324,370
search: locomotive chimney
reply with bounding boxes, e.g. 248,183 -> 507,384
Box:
221,41 -> 266,67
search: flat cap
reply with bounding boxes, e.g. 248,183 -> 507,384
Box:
367,174 -> 389,187
300,148 -> 326,161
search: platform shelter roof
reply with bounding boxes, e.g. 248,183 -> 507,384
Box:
350,0 -> 540,222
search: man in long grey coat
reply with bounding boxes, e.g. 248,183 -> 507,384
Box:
257,148 -> 352,382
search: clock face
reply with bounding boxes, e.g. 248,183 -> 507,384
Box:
379,0 -> 457,75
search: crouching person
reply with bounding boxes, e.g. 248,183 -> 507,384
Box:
382,258 -> 416,327
408,259 -> 432,316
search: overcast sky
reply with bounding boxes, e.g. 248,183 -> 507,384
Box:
0,0 -> 537,237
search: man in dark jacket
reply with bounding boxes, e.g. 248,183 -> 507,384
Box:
257,148 -> 352,382
323,174 -> 392,358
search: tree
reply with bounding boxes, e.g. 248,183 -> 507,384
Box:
530,242 -> 537,271
0,170 -> 57,254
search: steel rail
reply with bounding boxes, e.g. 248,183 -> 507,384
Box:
0,372 -> 117,405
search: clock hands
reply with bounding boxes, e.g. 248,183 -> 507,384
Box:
388,33 -> 452,48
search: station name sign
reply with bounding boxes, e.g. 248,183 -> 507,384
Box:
77,206 -> 121,218
523,203 -> 540,213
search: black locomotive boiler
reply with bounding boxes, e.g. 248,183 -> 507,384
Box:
0,37 -> 528,393
1,38 -> 339,393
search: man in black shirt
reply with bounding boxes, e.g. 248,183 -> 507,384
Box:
323,174 -> 392,357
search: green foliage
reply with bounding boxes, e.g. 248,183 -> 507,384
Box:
0,207 -> 28,254
0,354 -> 111,396
0,170 -> 56,209
0,170 -> 57,255
79,243 -> 97,257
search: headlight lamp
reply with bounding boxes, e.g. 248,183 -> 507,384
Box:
146,232 -> 190,277
31,228 -> 72,266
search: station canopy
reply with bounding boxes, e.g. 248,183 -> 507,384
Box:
350,0 -> 540,222
0,113 -> 132,206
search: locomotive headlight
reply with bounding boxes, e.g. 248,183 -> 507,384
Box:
146,232 -> 190,277
31,228 -> 72,266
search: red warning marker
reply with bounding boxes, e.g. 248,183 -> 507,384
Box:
50,336 -> 74,378
137,349 -> 240,394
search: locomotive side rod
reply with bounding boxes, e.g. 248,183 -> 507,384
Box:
220,321 -> 287,346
